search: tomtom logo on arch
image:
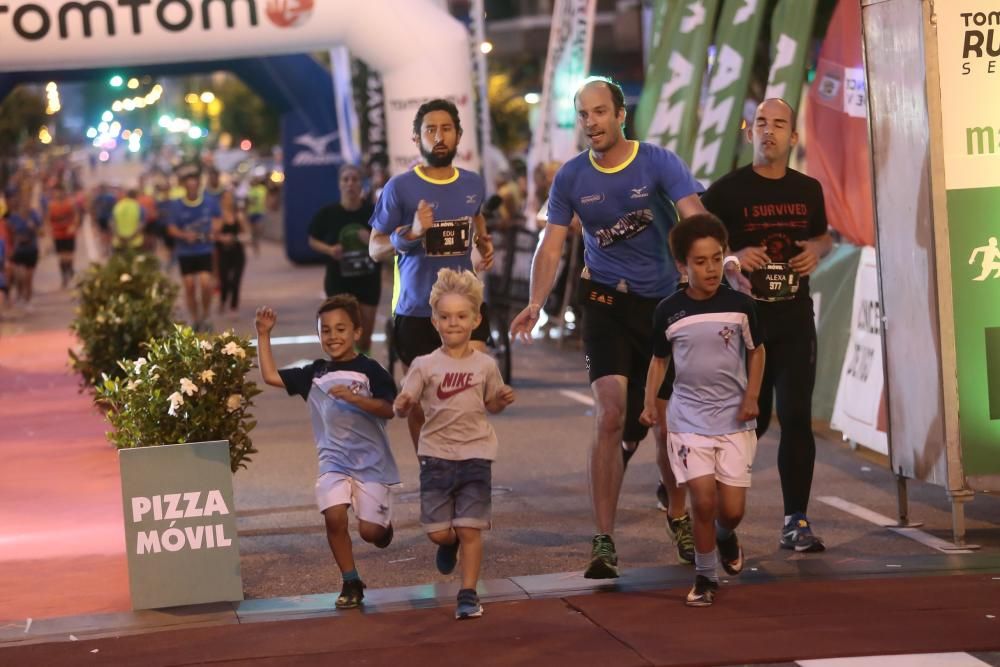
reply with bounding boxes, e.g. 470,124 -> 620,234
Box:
0,0 -> 313,41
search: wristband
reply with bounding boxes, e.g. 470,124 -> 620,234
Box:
390,226 -> 422,254
724,255 -> 741,272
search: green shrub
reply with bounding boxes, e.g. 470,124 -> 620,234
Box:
97,325 -> 263,473
69,251 -> 178,389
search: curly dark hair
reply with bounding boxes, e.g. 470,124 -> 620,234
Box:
412,98 -> 462,136
669,213 -> 729,263
316,294 -> 361,329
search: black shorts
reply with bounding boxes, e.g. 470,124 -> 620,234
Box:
54,238 -> 76,254
96,217 -> 110,232
12,248 -> 39,269
325,270 -> 381,307
393,303 -> 491,367
178,253 -> 213,276
580,278 -> 673,442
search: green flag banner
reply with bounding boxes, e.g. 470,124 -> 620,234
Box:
641,0 -> 720,160
634,0 -> 679,141
691,0 -> 767,185
738,0 -> 819,166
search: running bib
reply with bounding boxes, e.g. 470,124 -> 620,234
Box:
424,217 -> 471,257
750,263 -> 799,302
338,223 -> 377,277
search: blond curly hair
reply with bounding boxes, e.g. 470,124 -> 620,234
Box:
429,268 -> 483,314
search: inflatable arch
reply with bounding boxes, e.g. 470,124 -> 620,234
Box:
0,0 -> 478,263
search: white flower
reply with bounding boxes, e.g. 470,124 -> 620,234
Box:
179,378 -> 199,396
95,315 -> 106,324
167,391 -> 184,416
199,369 -> 215,384
133,357 -> 147,374
199,340 -> 213,351
222,342 -> 246,359
119,273 -> 132,283
126,379 -> 142,391
226,394 -> 243,412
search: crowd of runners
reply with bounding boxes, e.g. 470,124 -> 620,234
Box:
251,78 -> 833,620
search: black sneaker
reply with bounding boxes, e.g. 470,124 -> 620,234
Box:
455,588 -> 483,620
583,534 -> 619,579
373,522 -> 393,549
436,536 -> 460,575
656,482 -> 669,511
666,514 -> 695,565
779,513 -> 826,552
717,531 -> 744,575
685,575 -> 719,607
335,578 -> 365,609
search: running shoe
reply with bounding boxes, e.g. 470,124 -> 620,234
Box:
656,482 -> 669,511
583,534 -> 619,579
455,588 -> 484,620
780,513 -> 826,552
666,513 -> 695,565
717,531 -> 744,575
685,575 -> 719,607
335,579 -> 365,609
436,537 -> 460,574
373,522 -> 393,549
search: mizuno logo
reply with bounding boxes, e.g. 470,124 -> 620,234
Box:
629,186 -> 649,198
436,372 -> 475,400
466,195 -> 478,204
291,132 -> 338,166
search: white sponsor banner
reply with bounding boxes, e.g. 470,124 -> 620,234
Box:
330,46 -> 362,165
0,0 -> 478,172
525,0 -> 596,221
936,2 -> 1000,190
831,246 -> 888,455
843,67 -> 867,119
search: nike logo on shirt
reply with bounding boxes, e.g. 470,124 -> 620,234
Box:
436,372 -> 476,400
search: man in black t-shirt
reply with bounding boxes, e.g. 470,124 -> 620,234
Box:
702,98 -> 832,553
309,164 -> 381,353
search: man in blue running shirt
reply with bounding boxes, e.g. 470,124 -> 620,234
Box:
369,99 -> 495,448
510,77 -> 708,579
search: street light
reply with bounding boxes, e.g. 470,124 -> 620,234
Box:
479,41 -> 493,54
524,92 -> 541,104
200,91 -> 215,104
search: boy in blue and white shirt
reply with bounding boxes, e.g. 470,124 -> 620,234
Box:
256,294 -> 398,610
641,213 -> 765,607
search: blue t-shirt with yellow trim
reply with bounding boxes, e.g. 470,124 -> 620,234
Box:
370,166 -> 485,317
546,141 -> 702,299
170,195 -> 220,257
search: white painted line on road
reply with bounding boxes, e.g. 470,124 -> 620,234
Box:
816,496 -> 975,554
798,652 -> 991,666
251,333 -> 387,347
559,389 -> 594,406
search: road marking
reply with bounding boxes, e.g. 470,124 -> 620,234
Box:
252,333 -> 386,347
798,652 -> 991,666
816,496 -> 976,554
559,389 -> 594,406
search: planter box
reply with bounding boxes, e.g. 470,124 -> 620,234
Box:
119,440 -> 243,610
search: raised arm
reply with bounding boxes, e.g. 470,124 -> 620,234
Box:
254,307 -> 284,388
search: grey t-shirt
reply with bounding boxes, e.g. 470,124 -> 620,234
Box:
280,356 -> 400,484
399,348 -> 504,461
652,286 -> 763,435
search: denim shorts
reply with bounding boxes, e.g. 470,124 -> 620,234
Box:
419,456 -> 492,532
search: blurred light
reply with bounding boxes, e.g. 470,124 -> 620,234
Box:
38,126 -> 52,144
151,84 -> 163,95
185,93 -> 199,104
200,91 -> 215,103
111,101 -> 123,112
122,130 -> 131,139
135,99 -> 147,109
240,139 -> 252,151
207,99 -> 222,117
98,121 -> 110,132
270,171 -> 284,184
128,141 -> 141,154
158,115 -> 172,128
134,129 -> 143,137
109,75 -> 124,87
479,41 -> 493,54
99,150 -> 110,161
188,127 -> 203,139
524,92 -> 540,104
110,121 -> 122,137
101,111 -> 113,122
86,127 -> 98,139
127,78 -> 139,89
123,99 -> 135,111
45,82 -> 57,92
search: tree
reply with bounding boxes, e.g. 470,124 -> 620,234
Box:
0,86 -> 46,158
214,75 -> 280,152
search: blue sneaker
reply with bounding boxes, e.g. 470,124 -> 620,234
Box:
436,537 -> 460,575
780,513 -> 826,552
455,588 -> 483,619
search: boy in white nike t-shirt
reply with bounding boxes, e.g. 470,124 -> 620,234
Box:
394,268 -> 515,620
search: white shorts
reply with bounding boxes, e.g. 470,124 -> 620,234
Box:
315,472 -> 392,527
667,430 -> 757,488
